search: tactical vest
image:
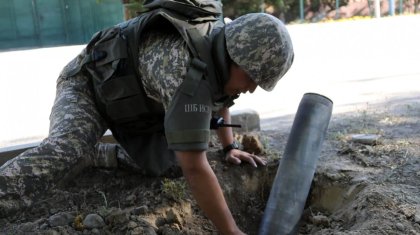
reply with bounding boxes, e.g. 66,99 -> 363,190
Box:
66,0 -> 232,175
67,0 -> 231,125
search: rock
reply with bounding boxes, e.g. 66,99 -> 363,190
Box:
231,109 -> 260,132
131,205 -> 148,215
18,221 -> 37,232
105,209 -> 129,225
126,194 -> 136,202
48,212 -> 75,227
131,226 -> 157,235
83,214 -> 105,229
49,208 -> 60,215
310,214 -> 330,226
158,224 -> 181,235
42,230 -> 60,235
137,218 -> 155,227
128,221 -> 138,229
40,223 -> 49,230
409,229 -> 419,235
395,222 -> 404,231
398,204 -> 416,218
155,216 -> 167,227
166,209 -> 182,224
350,134 -> 380,145
415,207 -> 420,224
91,228 -> 101,234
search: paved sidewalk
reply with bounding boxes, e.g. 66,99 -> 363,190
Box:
1,15 -> 420,147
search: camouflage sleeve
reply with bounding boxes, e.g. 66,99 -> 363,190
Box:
164,79 -> 213,151
137,30 -> 190,110
138,30 -> 216,151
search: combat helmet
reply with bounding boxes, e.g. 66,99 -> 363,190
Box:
225,13 -> 294,91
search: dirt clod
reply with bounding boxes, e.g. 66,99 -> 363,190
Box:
241,134 -> 264,155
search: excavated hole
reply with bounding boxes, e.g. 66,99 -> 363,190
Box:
309,175 -> 364,213
299,172 -> 367,232
220,163 -> 367,234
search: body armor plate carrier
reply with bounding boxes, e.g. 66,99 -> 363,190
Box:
64,0 -> 232,175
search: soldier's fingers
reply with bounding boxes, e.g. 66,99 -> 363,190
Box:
241,154 -> 258,168
253,155 -> 267,166
226,155 -> 241,165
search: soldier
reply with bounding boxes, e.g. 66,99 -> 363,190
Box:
0,11 -> 293,235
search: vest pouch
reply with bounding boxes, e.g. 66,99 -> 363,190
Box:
84,27 -> 152,124
106,95 -> 147,122
132,132 -> 176,176
111,128 -> 176,176
100,74 -> 150,123
87,33 -> 128,82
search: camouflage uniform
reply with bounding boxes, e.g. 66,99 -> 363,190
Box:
0,12 -> 295,218
0,30 -> 190,217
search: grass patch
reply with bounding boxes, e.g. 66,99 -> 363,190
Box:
162,178 -> 187,201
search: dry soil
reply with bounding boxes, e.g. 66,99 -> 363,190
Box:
1,97 -> 419,235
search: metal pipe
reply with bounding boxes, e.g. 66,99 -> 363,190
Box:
299,0 -> 304,22
336,0 -> 340,19
399,0 -> 403,15
389,0 -> 395,16
258,93 -> 333,235
374,0 -> 381,18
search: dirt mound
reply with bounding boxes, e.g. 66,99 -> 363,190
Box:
1,100 -> 420,234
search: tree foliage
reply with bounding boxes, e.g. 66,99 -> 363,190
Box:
117,0 -> 419,23
121,0 -> 146,19
222,0 -> 314,22
118,0 -> 335,22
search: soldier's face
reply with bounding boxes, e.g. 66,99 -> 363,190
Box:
224,63 -> 257,96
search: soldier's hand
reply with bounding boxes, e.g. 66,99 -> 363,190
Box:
224,149 -> 266,168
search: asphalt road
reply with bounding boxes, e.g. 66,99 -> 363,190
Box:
1,15 -> 419,147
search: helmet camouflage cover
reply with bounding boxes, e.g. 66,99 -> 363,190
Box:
225,13 -> 294,91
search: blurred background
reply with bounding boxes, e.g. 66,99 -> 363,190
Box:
0,0 -> 419,150
1,0 -> 419,50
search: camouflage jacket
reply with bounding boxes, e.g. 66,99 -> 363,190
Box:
58,1 -> 237,175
